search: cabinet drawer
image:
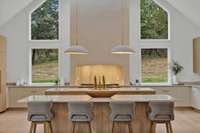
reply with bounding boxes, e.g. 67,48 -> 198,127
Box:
156,88 -> 176,97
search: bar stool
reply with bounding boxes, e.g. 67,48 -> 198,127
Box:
109,101 -> 134,133
148,101 -> 174,133
68,102 -> 93,133
27,101 -> 54,133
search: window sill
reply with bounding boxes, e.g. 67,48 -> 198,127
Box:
140,83 -> 172,86
28,40 -> 61,43
139,39 -> 171,43
30,83 -> 57,86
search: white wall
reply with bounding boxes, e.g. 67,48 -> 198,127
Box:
0,0 -> 200,84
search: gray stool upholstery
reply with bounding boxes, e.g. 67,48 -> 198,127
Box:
110,102 -> 134,133
148,101 -> 174,133
27,101 -> 54,133
68,102 -> 93,133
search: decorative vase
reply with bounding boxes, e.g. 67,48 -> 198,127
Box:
172,75 -> 178,85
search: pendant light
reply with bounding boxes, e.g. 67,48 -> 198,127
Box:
65,0 -> 88,55
111,0 -> 134,54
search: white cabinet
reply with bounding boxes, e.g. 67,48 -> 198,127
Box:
191,87 -> 200,110
155,86 -> 191,107
8,87 -> 48,108
175,87 -> 191,107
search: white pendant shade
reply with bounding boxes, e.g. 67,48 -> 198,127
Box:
111,45 -> 134,54
64,45 -> 88,55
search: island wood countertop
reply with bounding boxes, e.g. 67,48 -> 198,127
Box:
45,87 -> 156,97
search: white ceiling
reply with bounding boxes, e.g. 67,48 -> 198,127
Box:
165,0 -> 200,28
0,0 -> 200,28
0,0 -> 33,27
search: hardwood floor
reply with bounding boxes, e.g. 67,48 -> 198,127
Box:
0,109 -> 200,133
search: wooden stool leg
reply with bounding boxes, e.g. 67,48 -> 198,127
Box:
166,122 -> 170,133
44,122 -> 47,133
150,122 -> 156,133
33,123 -> 37,133
111,122 -> 115,133
46,122 -> 51,133
88,122 -> 92,133
128,122 -> 133,133
49,122 -> 53,133
30,122 -> 34,133
72,122 -> 76,133
169,122 -> 173,133
149,121 -> 153,133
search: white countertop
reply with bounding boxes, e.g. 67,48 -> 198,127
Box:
111,95 -> 174,102
19,95 -> 92,103
19,94 -> 174,103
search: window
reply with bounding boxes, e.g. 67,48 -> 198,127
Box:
30,0 -> 59,40
140,0 -> 168,39
141,48 -> 168,83
31,49 -> 58,84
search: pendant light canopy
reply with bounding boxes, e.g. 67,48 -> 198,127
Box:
65,0 -> 88,55
112,0 -> 134,54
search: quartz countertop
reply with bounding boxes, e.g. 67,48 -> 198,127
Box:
19,95 -> 92,103
45,87 -> 156,97
19,94 -> 174,103
111,95 -> 174,102
46,87 -> 155,92
7,84 -> 192,88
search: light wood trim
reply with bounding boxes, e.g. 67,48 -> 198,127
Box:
0,70 -> 1,93
193,37 -> 200,73
0,35 -> 6,112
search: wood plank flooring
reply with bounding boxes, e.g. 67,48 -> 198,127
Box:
0,109 -> 200,133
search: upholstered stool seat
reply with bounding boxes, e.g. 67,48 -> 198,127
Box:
29,115 -> 51,122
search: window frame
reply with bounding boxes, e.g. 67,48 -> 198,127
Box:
139,47 -> 171,85
139,0 -> 171,41
29,47 -> 60,86
28,0 -> 61,42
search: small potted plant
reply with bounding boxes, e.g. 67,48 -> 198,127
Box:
171,60 -> 184,84
55,78 -> 60,87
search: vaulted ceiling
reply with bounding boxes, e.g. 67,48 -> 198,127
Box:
0,0 -> 200,29
0,0 -> 33,27
166,0 -> 200,28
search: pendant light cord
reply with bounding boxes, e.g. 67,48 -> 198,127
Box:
121,0 -> 125,45
75,0 -> 79,45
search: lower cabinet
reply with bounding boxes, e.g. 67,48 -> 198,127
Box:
155,86 -> 191,107
8,87 -> 48,108
191,87 -> 200,110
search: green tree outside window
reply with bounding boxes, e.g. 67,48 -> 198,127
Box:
141,0 -> 168,39
31,0 -> 59,40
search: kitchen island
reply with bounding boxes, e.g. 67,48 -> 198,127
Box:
45,87 -> 156,97
22,94 -> 174,133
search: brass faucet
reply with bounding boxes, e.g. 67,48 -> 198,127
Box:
94,75 -> 106,90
